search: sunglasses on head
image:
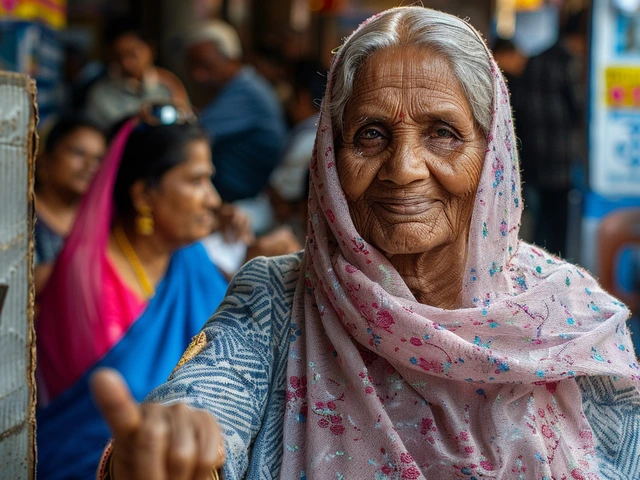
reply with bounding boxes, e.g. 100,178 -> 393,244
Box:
138,101 -> 197,127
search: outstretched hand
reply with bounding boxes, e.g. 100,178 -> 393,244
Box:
91,368 -> 225,480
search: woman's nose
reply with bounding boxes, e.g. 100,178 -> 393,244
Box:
377,138 -> 430,185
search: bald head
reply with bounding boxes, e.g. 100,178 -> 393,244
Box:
185,20 -> 243,60
184,20 -> 243,94
187,48 -> 241,95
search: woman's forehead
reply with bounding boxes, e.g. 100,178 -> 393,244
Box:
344,47 -> 473,125
351,48 -> 463,96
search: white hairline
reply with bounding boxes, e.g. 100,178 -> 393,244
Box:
329,7 -> 493,138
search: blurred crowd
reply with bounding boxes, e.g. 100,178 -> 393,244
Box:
34,16 -> 326,478
492,8 -> 588,260
35,15 -> 326,296
492,7 -> 640,353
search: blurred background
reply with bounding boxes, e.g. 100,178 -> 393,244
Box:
4,2 -> 640,476
0,0 -> 639,328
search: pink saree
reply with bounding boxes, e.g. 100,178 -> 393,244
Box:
36,120 -> 145,405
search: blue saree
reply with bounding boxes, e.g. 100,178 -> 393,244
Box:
36,242 -> 228,479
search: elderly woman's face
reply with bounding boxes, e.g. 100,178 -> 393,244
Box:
337,47 -> 487,256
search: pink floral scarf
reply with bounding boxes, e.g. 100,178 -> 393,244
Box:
282,7 -> 639,479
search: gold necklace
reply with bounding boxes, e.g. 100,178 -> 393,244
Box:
113,224 -> 155,299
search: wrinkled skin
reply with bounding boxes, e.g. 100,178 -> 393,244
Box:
337,47 -> 487,308
92,369 -> 225,480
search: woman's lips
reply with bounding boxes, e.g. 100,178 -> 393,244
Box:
197,212 -> 216,227
375,198 -> 435,216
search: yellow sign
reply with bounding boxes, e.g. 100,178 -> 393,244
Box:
606,66 -> 640,108
0,0 -> 67,30
515,0 -> 544,11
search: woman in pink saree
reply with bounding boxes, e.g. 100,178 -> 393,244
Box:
36,105 -> 229,479
93,8 -> 639,480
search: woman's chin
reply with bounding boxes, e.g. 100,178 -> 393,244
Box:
371,228 -> 450,257
376,240 -> 442,257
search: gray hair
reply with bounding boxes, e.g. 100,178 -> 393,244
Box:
184,20 -> 243,60
329,7 -> 493,136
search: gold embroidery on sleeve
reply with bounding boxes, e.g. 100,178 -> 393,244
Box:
171,331 -> 208,377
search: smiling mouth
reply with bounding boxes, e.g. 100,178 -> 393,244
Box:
375,199 -> 436,216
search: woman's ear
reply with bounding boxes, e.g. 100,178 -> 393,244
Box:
129,179 -> 152,215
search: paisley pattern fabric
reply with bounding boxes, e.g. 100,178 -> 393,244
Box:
146,254 -> 640,480
146,254 -> 302,480
278,7 -> 640,480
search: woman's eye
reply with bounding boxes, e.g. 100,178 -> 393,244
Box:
190,176 -> 207,186
360,129 -> 382,140
353,127 -> 388,156
434,128 -> 454,138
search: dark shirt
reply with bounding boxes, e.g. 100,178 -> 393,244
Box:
34,217 -> 64,266
199,67 -> 287,202
509,41 -> 585,189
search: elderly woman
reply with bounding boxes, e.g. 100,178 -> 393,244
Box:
92,7 -> 640,480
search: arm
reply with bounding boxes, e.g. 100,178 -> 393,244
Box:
145,262 -> 278,479
578,375 -> 640,479
93,257 -> 281,479
34,262 -> 54,295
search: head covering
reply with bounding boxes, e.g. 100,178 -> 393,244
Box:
283,7 -> 639,479
36,120 -> 139,404
184,20 -> 243,60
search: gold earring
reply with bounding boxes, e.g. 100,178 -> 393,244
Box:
136,207 -> 154,236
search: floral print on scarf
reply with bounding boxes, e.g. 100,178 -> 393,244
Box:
282,6 -> 639,480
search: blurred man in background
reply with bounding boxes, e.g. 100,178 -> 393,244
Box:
185,20 -> 287,208
514,9 -> 588,257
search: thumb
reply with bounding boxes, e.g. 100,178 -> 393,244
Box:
90,368 -> 141,440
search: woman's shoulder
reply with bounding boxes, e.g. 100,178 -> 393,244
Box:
513,241 -> 601,284
226,251 -> 304,291
578,376 -> 640,479
34,215 -> 64,264
208,252 -> 304,325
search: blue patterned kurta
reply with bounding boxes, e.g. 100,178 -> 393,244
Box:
146,254 -> 640,479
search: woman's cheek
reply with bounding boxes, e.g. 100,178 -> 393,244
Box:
338,156 -> 376,201
441,158 -> 484,196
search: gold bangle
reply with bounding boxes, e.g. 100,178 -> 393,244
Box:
210,469 -> 220,480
